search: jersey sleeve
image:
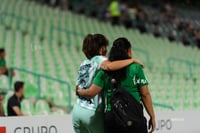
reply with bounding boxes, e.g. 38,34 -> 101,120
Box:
9,98 -> 19,109
93,70 -> 105,89
136,64 -> 149,87
93,56 -> 107,70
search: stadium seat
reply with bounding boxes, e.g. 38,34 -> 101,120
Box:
34,99 -> 50,115
0,0 -> 200,112
21,99 -> 35,115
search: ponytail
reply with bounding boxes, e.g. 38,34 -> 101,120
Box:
107,37 -> 132,82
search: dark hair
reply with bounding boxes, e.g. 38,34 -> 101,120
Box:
0,48 -> 5,54
107,37 -> 132,81
14,81 -> 24,92
82,34 -> 109,59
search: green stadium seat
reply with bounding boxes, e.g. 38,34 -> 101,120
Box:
1,0 -> 200,112
21,99 -> 35,115
34,99 -> 50,115
25,83 -> 38,98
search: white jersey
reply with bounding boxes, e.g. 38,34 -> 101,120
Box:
76,56 -> 107,111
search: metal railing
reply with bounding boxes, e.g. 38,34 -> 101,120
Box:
0,12 -> 85,46
167,57 -> 199,78
0,12 -> 36,35
153,102 -> 174,111
0,12 -> 177,111
49,26 -> 84,46
8,67 -> 72,110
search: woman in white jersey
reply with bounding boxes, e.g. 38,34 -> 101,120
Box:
72,34 -> 144,133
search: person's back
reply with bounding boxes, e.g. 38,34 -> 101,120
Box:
94,63 -> 147,112
77,37 -> 155,133
72,34 -> 109,133
72,34 -> 143,133
76,55 -> 107,111
7,81 -> 24,116
7,94 -> 21,116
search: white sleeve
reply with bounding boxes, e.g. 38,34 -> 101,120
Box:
97,56 -> 107,69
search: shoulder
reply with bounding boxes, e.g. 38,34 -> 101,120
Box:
97,69 -> 105,75
8,95 -> 16,102
128,63 -> 142,70
127,63 -> 143,74
80,59 -> 90,66
78,59 -> 91,70
92,56 -> 107,63
94,70 -> 106,78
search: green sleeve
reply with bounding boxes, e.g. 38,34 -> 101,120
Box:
93,70 -> 105,88
136,64 -> 149,87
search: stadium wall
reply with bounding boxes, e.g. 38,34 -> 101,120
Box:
0,111 -> 200,133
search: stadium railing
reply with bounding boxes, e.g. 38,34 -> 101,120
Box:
0,12 -> 37,35
0,12 -> 85,47
167,57 -> 200,78
49,26 -> 84,46
6,67 -> 175,111
7,67 -> 73,110
153,102 -> 174,111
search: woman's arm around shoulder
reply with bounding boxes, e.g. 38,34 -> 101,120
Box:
101,58 -> 144,71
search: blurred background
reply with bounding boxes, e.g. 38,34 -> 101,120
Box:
0,0 -> 200,116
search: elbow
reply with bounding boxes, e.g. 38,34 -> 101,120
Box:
87,92 -> 97,98
80,91 -> 96,98
102,64 -> 111,71
87,96 -> 94,99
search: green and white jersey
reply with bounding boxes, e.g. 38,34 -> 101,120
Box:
76,56 -> 107,111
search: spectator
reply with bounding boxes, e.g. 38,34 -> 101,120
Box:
127,4 -> 137,27
194,29 -> 200,49
61,0 -> 68,10
77,37 -> 155,133
181,23 -> 194,46
7,81 -> 25,116
120,5 -> 132,29
0,89 -> 7,116
0,48 -> 15,77
109,0 -> 121,25
135,8 -> 147,33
